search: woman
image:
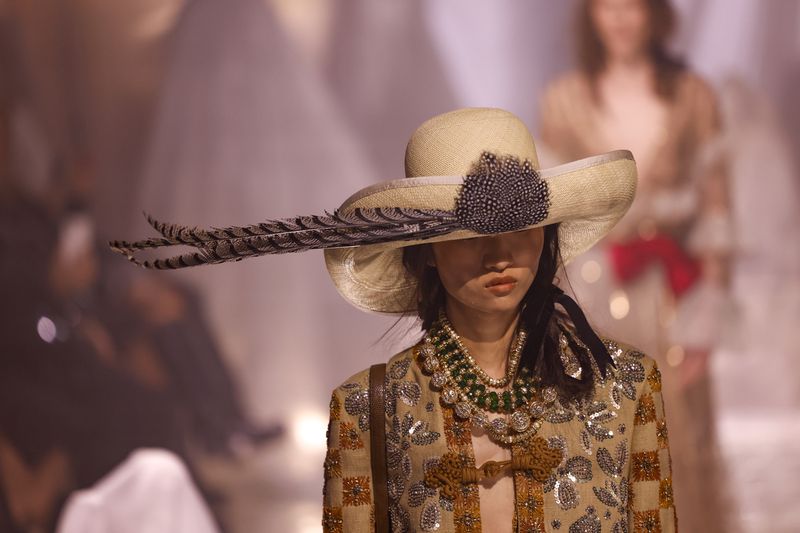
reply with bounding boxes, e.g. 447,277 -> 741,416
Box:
112,108 -> 675,531
539,0 -> 731,530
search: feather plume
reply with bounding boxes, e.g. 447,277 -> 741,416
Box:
109,208 -> 458,269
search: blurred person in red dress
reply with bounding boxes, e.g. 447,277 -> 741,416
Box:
538,0 -> 734,530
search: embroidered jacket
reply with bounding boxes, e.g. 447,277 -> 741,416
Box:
322,339 -> 677,532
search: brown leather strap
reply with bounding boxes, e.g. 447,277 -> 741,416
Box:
368,363 -> 389,533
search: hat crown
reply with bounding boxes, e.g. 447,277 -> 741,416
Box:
404,107 -> 540,178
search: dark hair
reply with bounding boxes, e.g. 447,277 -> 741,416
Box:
577,0 -> 685,100
402,224 -> 597,401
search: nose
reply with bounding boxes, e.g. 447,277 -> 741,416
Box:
483,235 -> 513,272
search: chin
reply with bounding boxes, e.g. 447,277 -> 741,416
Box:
475,296 -> 524,315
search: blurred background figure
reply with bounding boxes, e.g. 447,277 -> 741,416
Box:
0,165 -> 278,531
57,449 -> 219,533
1,0 -> 799,531
538,0 -> 733,529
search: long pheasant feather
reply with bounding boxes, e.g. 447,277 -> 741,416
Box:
109,208 -> 458,269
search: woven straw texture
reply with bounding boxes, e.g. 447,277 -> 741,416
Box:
324,108 -> 637,314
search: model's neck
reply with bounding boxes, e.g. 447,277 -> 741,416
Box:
602,52 -> 654,81
444,299 -> 520,381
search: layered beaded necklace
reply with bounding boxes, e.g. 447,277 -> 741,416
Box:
418,313 -> 559,445
439,315 -> 520,389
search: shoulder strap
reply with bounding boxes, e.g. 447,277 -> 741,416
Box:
368,363 -> 389,533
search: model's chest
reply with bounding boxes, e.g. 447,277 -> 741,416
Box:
382,350 -> 647,532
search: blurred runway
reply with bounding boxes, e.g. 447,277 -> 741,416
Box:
716,412 -> 800,533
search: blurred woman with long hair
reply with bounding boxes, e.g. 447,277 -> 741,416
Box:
539,0 -> 733,530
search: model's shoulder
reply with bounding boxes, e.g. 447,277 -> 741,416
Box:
547,70 -> 589,91
602,336 -> 647,360
676,69 -> 713,91
601,336 -> 660,388
334,367 -> 370,394
385,343 -> 422,379
333,343 -> 421,394
674,70 -> 718,105
542,70 -> 592,105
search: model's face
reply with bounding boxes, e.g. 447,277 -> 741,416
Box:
431,227 -> 545,316
591,0 -> 650,62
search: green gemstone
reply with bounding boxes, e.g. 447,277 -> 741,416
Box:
502,391 -> 512,412
488,392 -> 499,411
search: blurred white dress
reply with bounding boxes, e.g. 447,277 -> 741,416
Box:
137,0 -> 383,423
57,449 -> 219,533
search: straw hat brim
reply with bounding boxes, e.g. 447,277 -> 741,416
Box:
324,149 -> 637,314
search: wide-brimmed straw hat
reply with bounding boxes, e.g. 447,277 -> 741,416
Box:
111,107 -> 636,315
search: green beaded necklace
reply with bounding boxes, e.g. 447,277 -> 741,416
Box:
425,318 -> 540,415
419,315 -> 560,445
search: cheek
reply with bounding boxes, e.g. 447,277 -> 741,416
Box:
622,7 -> 649,38
507,234 -> 545,291
431,243 -> 482,291
516,250 -> 543,289
511,230 -> 545,267
520,240 -> 544,267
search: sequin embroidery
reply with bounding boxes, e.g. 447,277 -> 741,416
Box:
339,421 -> 364,450
632,510 -> 661,533
634,394 -> 657,426
631,451 -> 661,482
342,476 -> 372,506
322,506 -> 343,533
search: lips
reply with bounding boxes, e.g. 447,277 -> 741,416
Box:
486,275 -> 517,288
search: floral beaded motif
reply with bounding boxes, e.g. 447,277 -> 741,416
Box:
634,394 -> 657,426
569,506 -> 602,533
384,352 -> 444,533
322,507 -> 343,533
658,478 -> 674,509
324,449 -> 342,479
656,420 -> 669,449
342,476 -> 372,506
329,393 -> 341,421
513,441 -> 547,531
544,438 -> 593,511
632,510 -> 661,533
323,337 -> 676,532
646,365 -> 662,392
443,405 -> 472,449
338,421 -> 364,450
631,451 -> 661,482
